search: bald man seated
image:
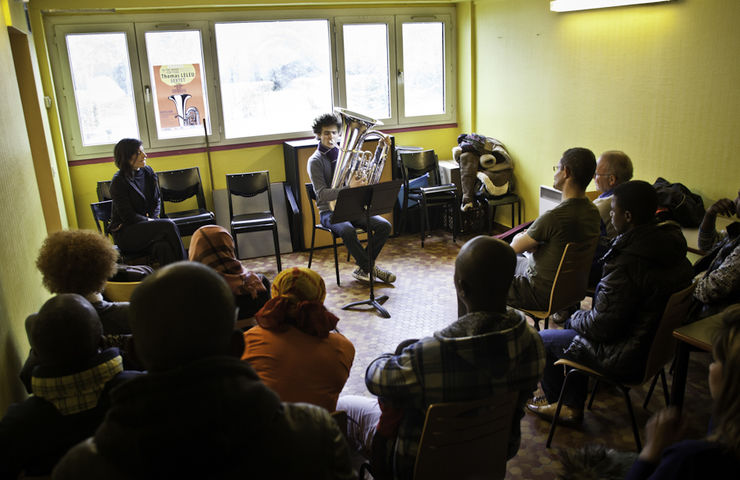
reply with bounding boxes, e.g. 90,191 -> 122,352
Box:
337,236 -> 545,479
53,262 -> 354,480
0,294 -> 137,478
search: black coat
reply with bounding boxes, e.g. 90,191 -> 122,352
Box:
109,166 -> 161,232
564,221 -> 694,382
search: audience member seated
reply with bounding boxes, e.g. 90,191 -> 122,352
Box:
527,181 -> 694,424
692,188 -> 740,320
507,148 -> 601,311
589,150 -> 634,285
109,138 -> 186,267
20,230 -> 142,392
625,304 -> 740,479
188,225 -> 270,320
0,294 -> 138,478
242,267 -> 354,412
337,236 -> 545,479
53,262 -> 354,480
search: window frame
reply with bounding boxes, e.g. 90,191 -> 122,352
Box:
46,8 -> 456,162
133,20 -> 222,149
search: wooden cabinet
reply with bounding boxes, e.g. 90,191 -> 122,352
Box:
283,137 -> 395,250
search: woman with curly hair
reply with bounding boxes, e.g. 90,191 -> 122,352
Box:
20,230 -> 147,393
242,267 -> 354,412
36,229 -> 131,334
188,225 -> 270,320
109,138 -> 185,267
626,304 -> 740,479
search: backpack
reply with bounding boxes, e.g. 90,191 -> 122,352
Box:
652,177 -> 705,228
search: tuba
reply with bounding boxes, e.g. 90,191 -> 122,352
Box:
168,94 -> 201,127
330,108 -> 391,189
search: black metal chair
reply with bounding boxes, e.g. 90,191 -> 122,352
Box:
226,171 -> 281,271
90,200 -> 149,265
398,149 -> 459,247
97,180 -> 112,201
485,192 -> 522,233
305,183 -> 355,286
157,167 -> 216,237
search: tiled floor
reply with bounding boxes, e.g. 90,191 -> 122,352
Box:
244,231 -> 714,479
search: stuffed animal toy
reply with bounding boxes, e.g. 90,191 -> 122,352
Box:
452,133 -> 514,211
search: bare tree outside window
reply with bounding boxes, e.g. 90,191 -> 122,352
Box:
402,22 -> 445,117
66,33 -> 139,146
215,20 -> 333,139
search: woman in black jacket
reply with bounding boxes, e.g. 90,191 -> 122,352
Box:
109,138 -> 185,267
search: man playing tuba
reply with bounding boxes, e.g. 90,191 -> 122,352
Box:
308,113 -> 395,284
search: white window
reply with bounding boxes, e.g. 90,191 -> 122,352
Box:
48,9 -> 455,160
215,20 -> 333,139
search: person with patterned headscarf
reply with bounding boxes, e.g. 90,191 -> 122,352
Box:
242,267 -> 355,412
189,225 -> 270,320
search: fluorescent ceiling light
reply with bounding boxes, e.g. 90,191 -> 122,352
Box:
550,0 -> 671,12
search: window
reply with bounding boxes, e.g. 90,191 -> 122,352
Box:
215,20 -> 333,139
49,9 -> 455,160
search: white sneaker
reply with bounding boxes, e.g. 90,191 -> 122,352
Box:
373,265 -> 396,283
352,267 -> 370,282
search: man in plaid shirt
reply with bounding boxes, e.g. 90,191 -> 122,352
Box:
338,236 -> 545,479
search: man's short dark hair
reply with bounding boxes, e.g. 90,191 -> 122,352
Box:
29,294 -> 102,369
312,113 -> 341,136
600,150 -> 634,184
561,148 -> 597,191
129,261 -> 236,371
613,180 -> 658,225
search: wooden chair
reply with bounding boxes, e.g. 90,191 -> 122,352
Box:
360,393 -> 517,480
516,239 -> 598,330
305,183 -> 354,286
226,171 -> 281,271
103,281 -> 141,302
545,282 -> 697,452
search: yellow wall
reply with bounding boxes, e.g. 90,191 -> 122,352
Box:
0,6 -> 50,412
474,0 -> 740,222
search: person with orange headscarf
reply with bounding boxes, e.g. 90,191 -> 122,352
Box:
242,267 -> 355,412
188,225 -> 270,320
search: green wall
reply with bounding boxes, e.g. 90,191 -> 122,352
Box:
474,0 -> 740,222
0,11 -> 50,411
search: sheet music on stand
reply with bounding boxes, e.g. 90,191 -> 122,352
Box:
331,180 -> 402,318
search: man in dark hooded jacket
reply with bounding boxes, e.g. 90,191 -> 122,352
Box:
527,181 -> 694,424
52,262 -> 353,480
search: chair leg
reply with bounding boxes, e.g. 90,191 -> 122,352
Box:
420,199 -> 427,248
587,379 -> 600,410
232,229 -> 241,259
544,315 -> 550,330
660,368 -> 670,407
546,368 -> 581,448
643,371 -> 661,409
332,235 -> 340,286
517,200 -> 522,225
272,226 -> 281,272
308,227 -> 317,269
619,386 -> 641,451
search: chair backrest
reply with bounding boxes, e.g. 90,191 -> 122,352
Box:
640,282 -> 698,383
226,171 -> 274,217
97,180 -> 112,201
413,392 -> 518,480
157,167 -> 208,213
398,149 -> 442,187
103,281 -> 141,302
547,239 -> 599,315
305,182 -> 319,226
90,200 -> 113,235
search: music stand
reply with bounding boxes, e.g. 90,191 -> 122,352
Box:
331,180 -> 402,318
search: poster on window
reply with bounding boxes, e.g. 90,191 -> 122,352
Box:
153,64 -> 205,131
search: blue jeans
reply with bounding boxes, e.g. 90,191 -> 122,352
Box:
320,211 -> 391,272
539,328 -> 588,409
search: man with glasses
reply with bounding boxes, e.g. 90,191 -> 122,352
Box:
593,151 -> 634,240
506,148 -> 601,311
